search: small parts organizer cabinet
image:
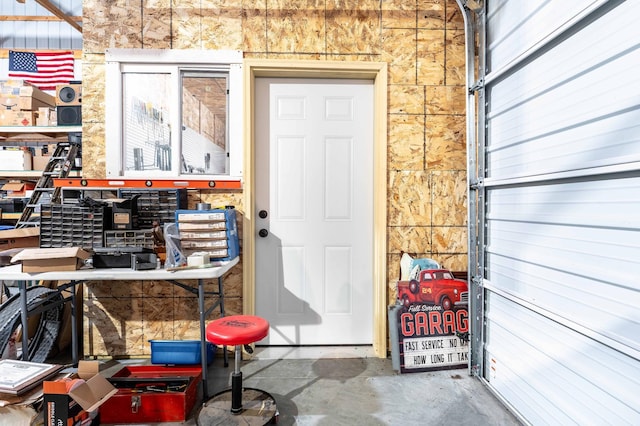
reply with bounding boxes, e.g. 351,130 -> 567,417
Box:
175,208 -> 239,261
119,188 -> 188,228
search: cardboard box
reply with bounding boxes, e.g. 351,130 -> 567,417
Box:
37,107 -> 56,126
0,95 -> 53,111
19,84 -> 56,107
32,154 -> 51,170
0,150 -> 33,171
0,81 -> 55,111
18,95 -> 53,111
100,365 -> 202,424
0,95 -> 19,111
0,79 -> 25,92
0,110 -> 38,126
2,180 -> 35,197
0,227 -> 39,251
43,361 -> 118,426
11,247 -> 91,272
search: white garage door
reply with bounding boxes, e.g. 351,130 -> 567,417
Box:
467,1 -> 640,423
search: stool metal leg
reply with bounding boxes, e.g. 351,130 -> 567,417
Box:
231,345 -> 243,413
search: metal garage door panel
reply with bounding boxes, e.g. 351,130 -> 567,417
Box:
487,1 -> 640,180
474,0 -> 640,423
486,177 -> 640,353
487,1 -> 602,74
486,292 -> 640,425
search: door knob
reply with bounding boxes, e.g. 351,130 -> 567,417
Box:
259,210 -> 268,219
259,229 -> 269,238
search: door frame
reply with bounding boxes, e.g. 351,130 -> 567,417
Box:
242,59 -> 388,357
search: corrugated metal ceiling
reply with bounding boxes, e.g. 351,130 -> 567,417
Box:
0,0 -> 82,52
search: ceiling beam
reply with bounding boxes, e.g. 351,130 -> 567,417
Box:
35,0 -> 82,33
0,49 -> 82,59
0,15 -> 82,22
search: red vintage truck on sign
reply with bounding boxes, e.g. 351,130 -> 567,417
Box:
397,269 -> 468,310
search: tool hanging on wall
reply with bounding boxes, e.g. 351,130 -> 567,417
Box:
16,133 -> 81,228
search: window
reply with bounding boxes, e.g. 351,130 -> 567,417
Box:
105,49 -> 243,179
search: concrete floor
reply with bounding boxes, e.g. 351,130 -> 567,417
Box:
99,346 -> 523,426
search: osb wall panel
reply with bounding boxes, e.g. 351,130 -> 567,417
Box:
80,56 -> 106,178
382,28 -> 417,85
201,2 -> 243,50
83,265 -> 243,356
426,114 -> 466,169
266,1 -> 326,53
388,171 -> 431,227
417,30 -> 446,85
389,85 -> 425,115
388,114 -> 425,171
81,122 -> 105,179
326,1 -> 381,55
172,0 -> 201,49
446,29 -> 466,85
383,0 -> 419,29
142,0 -> 173,49
432,170 -> 467,226
418,0 -> 446,29
81,0 -> 467,356
243,7 -> 267,52
82,2 -> 143,52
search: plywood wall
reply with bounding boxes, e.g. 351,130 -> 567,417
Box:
80,0 -> 467,357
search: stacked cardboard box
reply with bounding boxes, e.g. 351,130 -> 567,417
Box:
37,106 -> 56,126
0,80 -> 56,126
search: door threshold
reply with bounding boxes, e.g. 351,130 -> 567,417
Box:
252,345 -> 375,360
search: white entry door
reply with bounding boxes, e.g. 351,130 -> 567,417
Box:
255,78 -> 374,345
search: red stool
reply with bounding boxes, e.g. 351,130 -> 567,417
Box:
198,315 -> 277,425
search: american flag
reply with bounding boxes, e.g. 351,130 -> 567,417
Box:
8,50 -> 75,91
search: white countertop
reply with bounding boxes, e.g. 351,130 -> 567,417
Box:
0,256 -> 239,281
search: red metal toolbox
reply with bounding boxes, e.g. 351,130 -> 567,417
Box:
100,365 -> 202,424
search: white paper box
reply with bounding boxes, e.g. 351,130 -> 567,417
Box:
0,150 -> 32,170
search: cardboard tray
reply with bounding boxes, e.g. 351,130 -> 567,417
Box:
0,227 -> 39,251
11,247 -> 90,272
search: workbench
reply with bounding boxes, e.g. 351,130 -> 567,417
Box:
0,256 -> 239,399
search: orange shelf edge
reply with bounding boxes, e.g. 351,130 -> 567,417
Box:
53,178 -> 242,190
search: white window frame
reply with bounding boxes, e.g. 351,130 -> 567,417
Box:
105,49 -> 243,180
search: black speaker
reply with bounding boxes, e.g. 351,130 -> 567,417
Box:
56,83 -> 82,106
57,105 -> 82,126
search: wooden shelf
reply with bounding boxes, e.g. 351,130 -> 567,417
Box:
0,212 -> 37,221
0,126 -> 81,142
